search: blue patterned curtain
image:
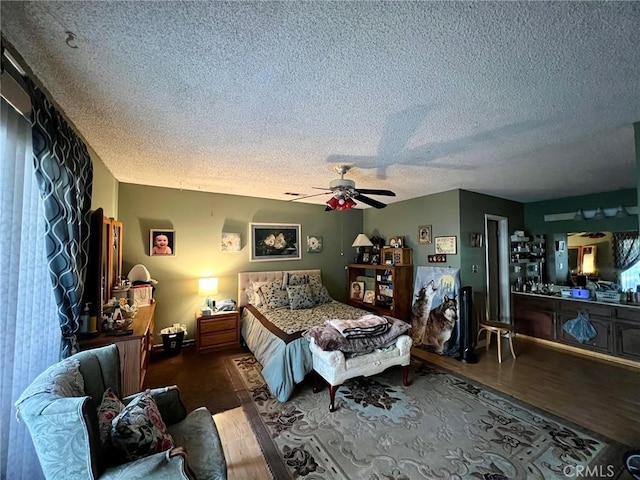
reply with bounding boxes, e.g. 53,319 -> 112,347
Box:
612,232 -> 640,271
29,81 -> 93,359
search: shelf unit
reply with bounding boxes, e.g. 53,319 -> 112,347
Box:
510,235 -> 546,286
346,264 -> 413,321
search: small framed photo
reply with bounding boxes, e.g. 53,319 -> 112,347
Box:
371,253 -> 380,265
435,236 -> 457,255
361,252 -> 371,264
250,223 -> 301,262
470,232 -> 483,248
221,232 -> 241,252
389,236 -> 403,248
418,225 -> 432,244
307,235 -> 323,253
363,290 -> 375,304
350,281 -> 365,301
150,229 -> 175,256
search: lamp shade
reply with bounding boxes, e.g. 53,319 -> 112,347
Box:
352,234 -> 373,247
198,277 -> 219,296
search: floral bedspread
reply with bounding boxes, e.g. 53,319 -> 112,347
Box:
248,301 -> 370,338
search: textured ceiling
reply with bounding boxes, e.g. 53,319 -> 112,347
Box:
2,1 -> 639,207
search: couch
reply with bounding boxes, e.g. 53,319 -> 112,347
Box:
15,344 -> 227,479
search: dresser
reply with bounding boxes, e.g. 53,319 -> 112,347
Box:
79,302 -> 155,396
195,310 -> 240,353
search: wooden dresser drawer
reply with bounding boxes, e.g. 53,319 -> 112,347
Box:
200,318 -> 237,333
201,330 -> 238,348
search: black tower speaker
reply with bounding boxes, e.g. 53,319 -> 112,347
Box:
458,285 -> 478,363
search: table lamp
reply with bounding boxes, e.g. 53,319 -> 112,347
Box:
352,233 -> 373,263
198,277 -> 218,314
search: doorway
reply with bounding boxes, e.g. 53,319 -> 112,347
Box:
484,215 -> 511,323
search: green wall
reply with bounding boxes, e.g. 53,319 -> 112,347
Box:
117,184 -> 362,339
364,189 -> 522,292
90,146 -> 118,218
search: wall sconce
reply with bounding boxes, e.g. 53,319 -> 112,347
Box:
546,205 -> 637,222
198,277 -> 218,312
615,205 -> 628,218
592,207 -> 605,220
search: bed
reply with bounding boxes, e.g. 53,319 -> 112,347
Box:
238,269 -> 376,402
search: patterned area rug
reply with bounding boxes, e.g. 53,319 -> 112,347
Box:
226,353 -> 631,480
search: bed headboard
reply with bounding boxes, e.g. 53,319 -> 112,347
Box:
238,269 -> 322,307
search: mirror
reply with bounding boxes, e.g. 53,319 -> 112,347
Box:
109,220 -> 123,293
567,232 -> 615,281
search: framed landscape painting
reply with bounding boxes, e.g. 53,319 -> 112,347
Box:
250,223 -> 301,262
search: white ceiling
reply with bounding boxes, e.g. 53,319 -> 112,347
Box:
2,1 -> 639,207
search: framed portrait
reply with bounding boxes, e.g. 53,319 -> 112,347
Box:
435,236 -> 457,255
470,232 -> 483,248
350,281 -> 365,301
370,253 -> 380,265
418,225 -> 432,244
250,223 -> 301,262
361,251 -> 371,264
363,290 -> 375,304
150,229 -> 175,256
388,236 -> 403,248
307,235 -> 323,253
221,232 -> 241,252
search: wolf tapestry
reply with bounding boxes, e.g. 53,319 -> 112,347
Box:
411,266 -> 461,357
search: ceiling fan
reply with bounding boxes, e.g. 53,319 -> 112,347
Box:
293,165 -> 396,211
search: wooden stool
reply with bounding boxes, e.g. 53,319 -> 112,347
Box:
477,321 -> 516,363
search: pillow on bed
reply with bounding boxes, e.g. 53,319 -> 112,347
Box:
260,282 -> 290,309
286,284 -> 315,310
307,273 -> 332,305
247,281 -> 271,306
303,317 -> 411,353
286,272 -> 309,286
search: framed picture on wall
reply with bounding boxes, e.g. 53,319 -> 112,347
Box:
434,236 -> 457,255
418,225 -> 432,244
307,235 -> 323,253
150,229 -> 175,256
250,223 -> 301,262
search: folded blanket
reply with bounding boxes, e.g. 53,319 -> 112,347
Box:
303,317 -> 411,353
326,314 -> 389,338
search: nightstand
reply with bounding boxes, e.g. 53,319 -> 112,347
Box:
195,310 -> 240,354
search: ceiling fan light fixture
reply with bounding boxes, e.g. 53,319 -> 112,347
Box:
326,196 -> 339,210
336,196 -> 356,211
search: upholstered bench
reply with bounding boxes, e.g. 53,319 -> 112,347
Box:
308,334 -> 412,412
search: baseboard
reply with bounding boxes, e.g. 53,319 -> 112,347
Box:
518,334 -> 640,369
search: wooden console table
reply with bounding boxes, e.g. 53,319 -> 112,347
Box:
79,302 -> 155,396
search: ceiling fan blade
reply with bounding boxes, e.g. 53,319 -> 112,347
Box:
354,194 -> 387,209
355,188 -> 396,196
312,186 -> 332,191
288,191 -> 330,202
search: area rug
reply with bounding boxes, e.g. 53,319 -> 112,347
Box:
226,353 -> 631,479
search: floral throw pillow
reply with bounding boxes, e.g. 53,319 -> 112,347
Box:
287,284 -> 315,310
308,273 -> 332,305
111,391 -> 174,461
97,388 -> 125,449
260,282 -> 290,309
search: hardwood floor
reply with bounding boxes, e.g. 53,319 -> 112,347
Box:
413,336 -> 640,447
146,338 -> 640,479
